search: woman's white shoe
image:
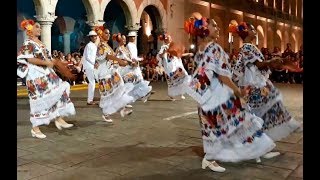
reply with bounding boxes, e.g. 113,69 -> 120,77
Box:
120,109 -> 133,117
55,120 -> 74,130
31,129 -> 46,139
262,152 -> 280,159
201,158 -> 226,172
181,95 -> 186,99
256,157 -> 261,163
142,92 -> 151,103
102,115 -> 113,123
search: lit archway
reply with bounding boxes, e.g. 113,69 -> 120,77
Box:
267,27 -> 274,50
290,33 -> 297,52
137,5 -> 163,55
52,0 -> 89,53
275,30 -> 282,51
256,25 -> 264,49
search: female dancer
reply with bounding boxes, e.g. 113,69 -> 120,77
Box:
157,33 -> 192,100
17,19 -> 75,138
229,22 -> 302,143
93,27 -> 135,121
113,33 -> 152,104
183,14 -> 276,172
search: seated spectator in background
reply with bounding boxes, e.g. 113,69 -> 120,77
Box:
52,50 -> 59,58
298,44 -> 303,65
271,47 -> 282,58
149,55 -> 158,67
155,65 -> 165,81
58,51 -> 65,62
283,43 -> 294,57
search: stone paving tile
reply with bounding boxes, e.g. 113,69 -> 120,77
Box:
28,166 -> 121,180
218,163 -> 292,180
248,152 -> 302,171
286,176 -> 303,180
76,155 -> 135,176
17,162 -> 60,180
118,159 -> 184,179
17,158 -> 32,166
17,148 -> 33,158
279,132 -> 303,144
274,142 -> 303,154
289,165 -> 303,178
20,149 -> 72,166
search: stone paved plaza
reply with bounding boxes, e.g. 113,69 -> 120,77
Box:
17,82 -> 303,180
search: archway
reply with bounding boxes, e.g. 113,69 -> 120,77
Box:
256,25 -> 264,49
103,0 -> 132,49
284,31 -> 289,47
137,5 -> 163,55
275,30 -> 282,51
267,27 -> 274,50
290,33 -> 297,52
17,0 -> 36,52
53,0 -> 89,53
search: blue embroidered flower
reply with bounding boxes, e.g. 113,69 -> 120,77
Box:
216,131 -> 221,137
194,20 -> 203,28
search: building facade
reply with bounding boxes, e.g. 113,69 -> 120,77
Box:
17,0 -> 303,53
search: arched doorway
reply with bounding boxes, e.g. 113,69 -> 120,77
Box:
284,31 -> 289,47
256,25 -> 264,49
275,30 -> 282,51
104,0 -> 131,49
290,33 -> 297,52
52,0 -> 89,53
137,5 -> 163,55
267,27 -> 274,50
17,0 -> 36,52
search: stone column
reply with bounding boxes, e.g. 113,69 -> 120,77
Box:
126,24 -> 141,45
35,15 -> 57,52
63,32 -> 71,54
86,20 -> 105,30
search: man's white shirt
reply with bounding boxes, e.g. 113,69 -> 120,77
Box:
82,41 -> 97,70
127,42 -> 143,61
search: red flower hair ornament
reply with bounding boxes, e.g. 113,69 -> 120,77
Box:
94,26 -> 105,37
20,19 -> 35,31
184,12 -> 209,38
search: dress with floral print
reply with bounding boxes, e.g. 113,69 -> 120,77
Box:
184,42 -> 275,162
232,43 -> 301,141
17,39 -> 75,127
115,46 -> 152,102
96,43 -> 135,115
157,44 -> 189,97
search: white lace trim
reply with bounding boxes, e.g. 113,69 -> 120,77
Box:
265,118 -> 302,141
30,102 -> 75,127
204,133 -> 275,162
100,83 -> 135,115
129,80 -> 152,101
237,65 -> 268,88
